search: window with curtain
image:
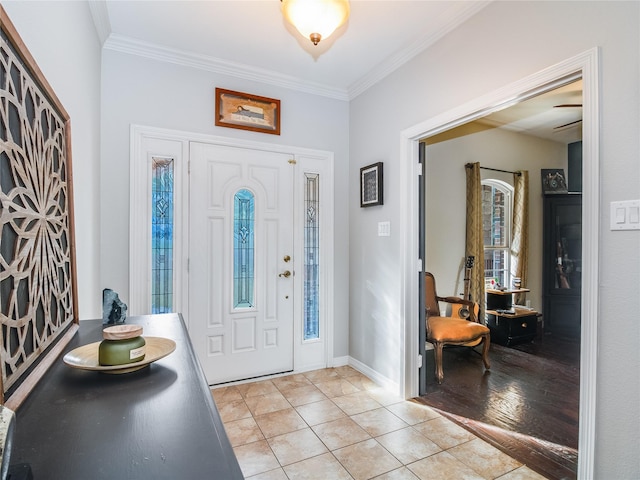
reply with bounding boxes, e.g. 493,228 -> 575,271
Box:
482,180 -> 513,289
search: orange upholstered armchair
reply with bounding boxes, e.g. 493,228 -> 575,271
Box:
425,272 -> 490,384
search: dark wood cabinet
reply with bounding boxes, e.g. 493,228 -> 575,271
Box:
486,309 -> 539,346
568,141 -> 582,193
542,194 -> 582,339
486,289 -> 539,346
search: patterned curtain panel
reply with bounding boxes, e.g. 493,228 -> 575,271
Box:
511,171 -> 529,305
465,163 -> 485,317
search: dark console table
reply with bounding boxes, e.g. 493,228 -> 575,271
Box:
10,313 -> 243,479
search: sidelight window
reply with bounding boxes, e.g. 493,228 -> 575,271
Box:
151,157 -> 174,314
233,189 -> 255,308
304,174 -> 320,340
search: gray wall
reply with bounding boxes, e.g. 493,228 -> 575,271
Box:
100,50 -> 351,358
349,1 -> 639,477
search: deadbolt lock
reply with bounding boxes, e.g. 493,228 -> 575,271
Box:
283,255 -> 291,262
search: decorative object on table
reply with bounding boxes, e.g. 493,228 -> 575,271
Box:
0,6 -> 79,409
485,277 -> 499,290
98,325 -> 146,366
360,162 -> 384,207
541,168 -> 568,194
102,288 -> 127,325
215,88 -> 280,135
63,336 -> 176,374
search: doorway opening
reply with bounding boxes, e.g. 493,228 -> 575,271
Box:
401,48 -> 599,480
418,80 -> 583,479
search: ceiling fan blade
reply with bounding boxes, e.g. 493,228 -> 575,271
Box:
554,104 -> 583,108
554,119 -> 583,130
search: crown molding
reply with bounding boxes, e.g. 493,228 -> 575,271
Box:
103,34 -> 350,101
97,1 -> 490,102
87,0 -> 111,46
348,1 -> 492,99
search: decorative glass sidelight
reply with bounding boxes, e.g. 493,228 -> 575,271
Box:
234,189 -> 255,308
151,157 -> 174,313
304,174 -> 320,340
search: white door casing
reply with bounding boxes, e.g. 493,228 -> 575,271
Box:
129,132 -> 189,318
129,126 -> 335,385
189,142 -> 294,384
400,49 -> 599,479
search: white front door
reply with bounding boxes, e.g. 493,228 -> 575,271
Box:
189,142 -> 294,384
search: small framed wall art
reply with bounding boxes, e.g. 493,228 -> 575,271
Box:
360,162 -> 384,207
215,88 -> 281,135
541,168 -> 568,194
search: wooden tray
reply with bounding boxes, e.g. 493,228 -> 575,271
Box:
63,337 -> 176,374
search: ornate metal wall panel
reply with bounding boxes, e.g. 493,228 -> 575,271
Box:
0,6 -> 78,405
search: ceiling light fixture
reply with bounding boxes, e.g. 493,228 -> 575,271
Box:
281,0 -> 350,46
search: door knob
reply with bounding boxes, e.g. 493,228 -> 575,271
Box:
279,270 -> 291,278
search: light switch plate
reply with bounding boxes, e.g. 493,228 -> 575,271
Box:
610,200 -> 640,230
378,221 -> 391,236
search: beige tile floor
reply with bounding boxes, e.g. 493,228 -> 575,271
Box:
212,366 -> 548,480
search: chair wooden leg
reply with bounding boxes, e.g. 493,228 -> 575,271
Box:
481,335 -> 491,370
434,342 -> 444,384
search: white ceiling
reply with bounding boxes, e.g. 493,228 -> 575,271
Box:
91,0 -> 582,144
91,0 -> 491,100
480,79 -> 583,144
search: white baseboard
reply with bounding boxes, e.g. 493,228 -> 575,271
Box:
346,356 -> 400,395
209,356 -> 399,397
331,355 -> 349,367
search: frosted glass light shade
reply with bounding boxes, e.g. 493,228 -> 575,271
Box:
281,0 -> 350,45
